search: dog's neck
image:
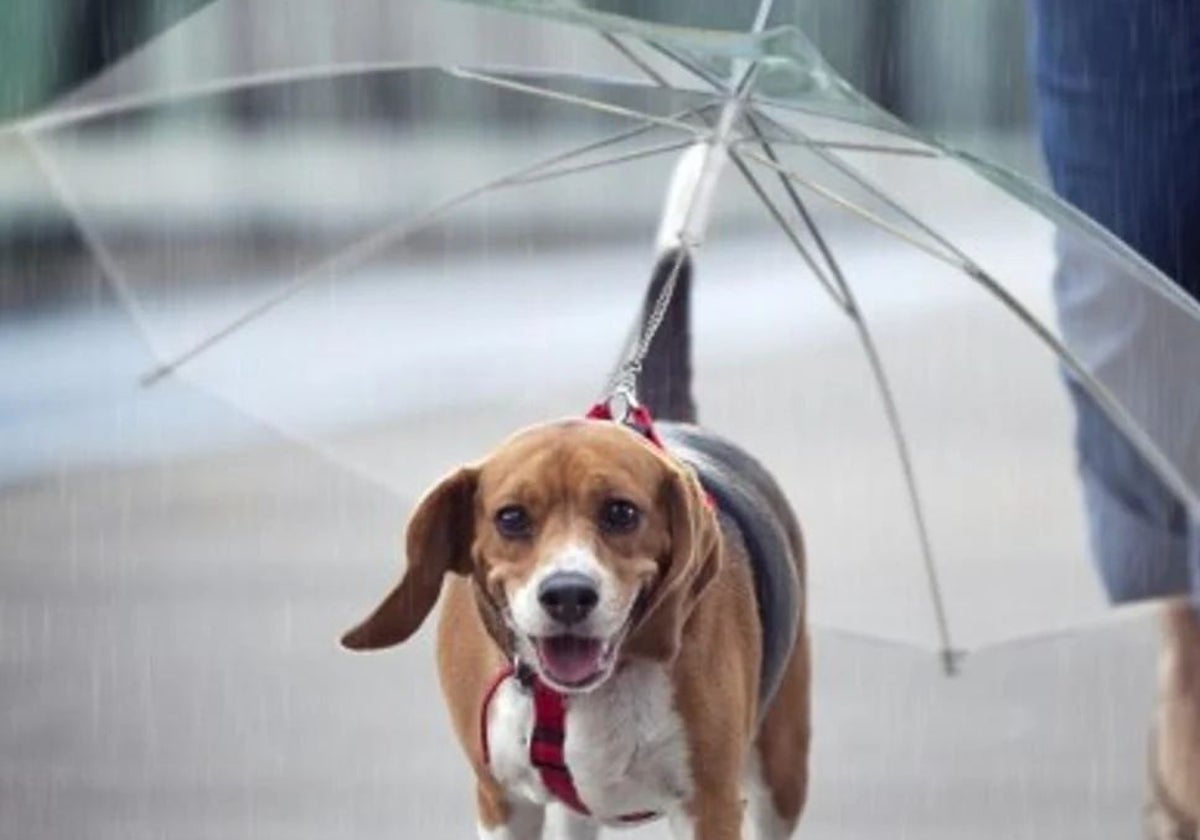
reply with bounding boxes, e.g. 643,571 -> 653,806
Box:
472,576 -> 516,660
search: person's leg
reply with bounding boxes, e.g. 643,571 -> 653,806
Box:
1033,0 -> 1200,296
1031,0 -> 1200,831
1033,0 -> 1200,601
1157,602 -> 1200,825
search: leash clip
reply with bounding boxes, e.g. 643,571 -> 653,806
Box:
605,384 -> 639,425
588,386 -> 664,448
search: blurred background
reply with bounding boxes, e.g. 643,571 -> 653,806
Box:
1,0 -> 1037,312
1,1 -> 1033,127
1,2 -> 1167,839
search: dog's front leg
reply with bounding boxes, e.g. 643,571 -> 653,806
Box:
475,779 -> 545,840
544,805 -> 600,840
668,792 -> 744,840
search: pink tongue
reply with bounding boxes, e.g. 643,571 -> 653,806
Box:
536,636 -> 605,686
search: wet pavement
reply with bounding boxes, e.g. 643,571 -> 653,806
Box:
0,424 -> 1159,838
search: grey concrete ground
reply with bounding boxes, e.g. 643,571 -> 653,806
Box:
0,414 -> 1160,840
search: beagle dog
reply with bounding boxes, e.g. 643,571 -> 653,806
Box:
342,230 -> 809,839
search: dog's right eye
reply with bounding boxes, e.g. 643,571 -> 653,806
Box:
494,505 -> 533,539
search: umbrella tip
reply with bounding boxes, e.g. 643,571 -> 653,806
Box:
139,365 -> 171,388
940,648 -> 965,677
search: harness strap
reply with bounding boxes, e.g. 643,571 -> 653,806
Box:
479,663 -> 515,767
480,666 -> 657,824
585,401 -> 665,449
528,678 -> 593,816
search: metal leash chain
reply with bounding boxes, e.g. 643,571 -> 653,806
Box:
602,244 -> 692,416
599,0 -> 769,417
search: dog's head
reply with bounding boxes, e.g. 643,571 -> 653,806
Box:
340,419 -> 720,692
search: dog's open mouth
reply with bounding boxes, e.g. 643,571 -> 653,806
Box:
532,635 -> 616,689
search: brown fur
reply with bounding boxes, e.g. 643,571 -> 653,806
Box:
670,541 -> 761,838
343,419 -> 810,836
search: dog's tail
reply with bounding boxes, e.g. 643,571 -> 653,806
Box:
637,142 -> 725,425
637,246 -> 695,424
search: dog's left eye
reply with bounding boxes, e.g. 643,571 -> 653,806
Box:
599,499 -> 640,534
494,505 -> 533,539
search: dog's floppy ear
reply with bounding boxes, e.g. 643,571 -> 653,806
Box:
341,467 -> 478,651
624,462 -> 721,662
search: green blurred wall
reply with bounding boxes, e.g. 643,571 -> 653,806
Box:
0,0 -> 1030,132
0,0 -> 216,122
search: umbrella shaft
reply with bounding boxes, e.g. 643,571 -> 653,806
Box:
654,0 -> 772,253
654,62 -> 754,252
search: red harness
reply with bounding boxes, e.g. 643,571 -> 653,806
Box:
584,399 -> 665,447
477,400 -> 671,824
479,663 -> 657,824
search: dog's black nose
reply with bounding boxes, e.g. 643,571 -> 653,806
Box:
538,572 -> 600,625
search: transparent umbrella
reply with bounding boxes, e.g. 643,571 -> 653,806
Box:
6,0 -> 1200,667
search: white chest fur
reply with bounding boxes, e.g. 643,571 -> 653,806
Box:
485,660 -> 693,824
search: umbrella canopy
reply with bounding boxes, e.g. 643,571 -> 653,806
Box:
5,0 -> 1200,661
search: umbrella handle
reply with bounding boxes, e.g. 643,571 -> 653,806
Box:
654,0 -> 773,253
655,142 -> 725,253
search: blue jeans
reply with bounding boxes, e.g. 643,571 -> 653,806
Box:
1031,0 -> 1200,604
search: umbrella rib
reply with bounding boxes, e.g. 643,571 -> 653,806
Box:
740,113 -> 853,299
747,94 -> 926,142
744,110 -> 959,670
139,106 -> 707,385
752,111 -> 978,264
646,36 -> 901,151
20,131 -> 161,355
737,148 -> 970,271
748,116 -> 1200,640
448,67 -> 712,140
645,10 -> 948,664
752,112 -> 1200,509
961,263 -> 1200,517
644,41 -> 728,92
508,137 -> 696,187
610,22 -> 933,150
846,302 -> 960,675
5,61 -> 498,137
19,129 -> 411,493
739,136 -> 939,158
601,33 -> 673,89
643,0 -> 772,94
613,49 -> 929,160
725,150 -> 848,310
8,56 -> 718,140
735,121 -> 959,674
